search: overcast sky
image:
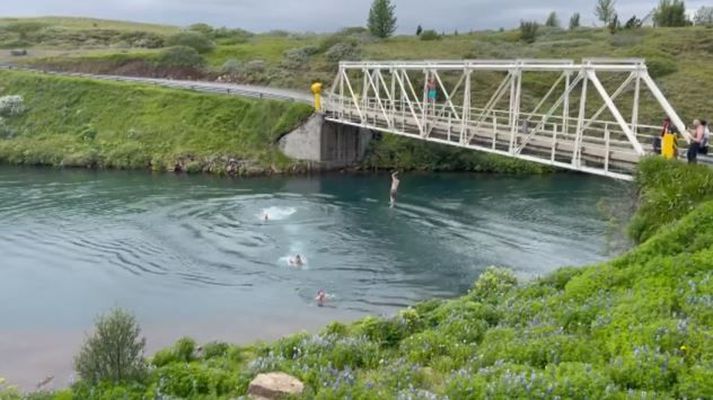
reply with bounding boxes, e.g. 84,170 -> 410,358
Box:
3,0 -> 710,33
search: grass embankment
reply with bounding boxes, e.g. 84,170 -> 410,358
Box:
0,69 -> 313,174
5,157 -> 709,399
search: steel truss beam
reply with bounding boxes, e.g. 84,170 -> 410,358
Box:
324,59 -> 688,181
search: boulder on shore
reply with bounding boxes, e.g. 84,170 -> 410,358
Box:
247,372 -> 304,399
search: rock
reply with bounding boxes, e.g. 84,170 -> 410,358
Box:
247,372 -> 304,399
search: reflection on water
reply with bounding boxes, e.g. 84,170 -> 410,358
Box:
0,166 -> 628,389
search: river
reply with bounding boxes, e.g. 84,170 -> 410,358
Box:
0,166 -> 628,389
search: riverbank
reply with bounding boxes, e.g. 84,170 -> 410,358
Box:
0,69 -> 314,175
2,157 -> 711,398
0,69 -> 550,176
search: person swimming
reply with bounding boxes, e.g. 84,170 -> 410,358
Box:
315,289 -> 327,307
390,171 -> 400,208
263,212 -> 269,221
288,254 -> 304,267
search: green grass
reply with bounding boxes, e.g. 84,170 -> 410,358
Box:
4,157 -> 710,399
0,16 -> 178,34
0,70 -> 313,173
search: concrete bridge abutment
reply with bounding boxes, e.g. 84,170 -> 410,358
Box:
278,114 -> 373,168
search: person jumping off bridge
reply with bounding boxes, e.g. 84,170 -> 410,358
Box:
390,171 -> 400,208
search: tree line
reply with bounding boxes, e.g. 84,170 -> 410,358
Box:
364,0 -> 713,43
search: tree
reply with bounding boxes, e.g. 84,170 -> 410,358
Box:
416,24 -> 423,36
74,308 -> 147,384
367,0 -> 397,39
520,21 -> 539,43
569,13 -> 581,30
608,13 -> 620,34
545,11 -> 560,28
595,0 -> 617,25
653,0 -> 689,27
694,6 -> 713,26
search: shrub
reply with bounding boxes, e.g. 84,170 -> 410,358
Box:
165,31 -> 214,53
155,46 -> 205,69
469,266 -> 518,302
0,95 -> 25,116
74,308 -> 147,384
281,46 -> 319,69
187,23 -> 214,36
117,31 -> 165,48
519,21 -> 539,43
325,42 -> 362,63
221,58 -> 241,75
202,341 -> 230,359
419,30 -> 440,41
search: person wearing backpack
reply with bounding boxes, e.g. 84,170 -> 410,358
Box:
700,120 -> 710,155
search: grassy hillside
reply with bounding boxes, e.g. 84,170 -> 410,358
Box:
0,70 -> 313,174
0,17 -> 178,34
3,18 -> 711,172
3,157 -> 711,399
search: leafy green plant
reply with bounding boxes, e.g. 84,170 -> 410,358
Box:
74,308 -> 147,384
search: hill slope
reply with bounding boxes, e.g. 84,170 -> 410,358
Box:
0,69 -> 313,174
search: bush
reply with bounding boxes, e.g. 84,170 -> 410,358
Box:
469,266 -> 518,302
0,95 -> 25,116
165,31 -> 214,53
325,41 -> 362,63
281,46 -> 319,69
74,308 -> 147,384
419,30 -> 440,41
117,31 -> 165,48
221,58 -> 241,75
519,21 -> 539,43
155,45 -> 205,69
187,23 -> 214,36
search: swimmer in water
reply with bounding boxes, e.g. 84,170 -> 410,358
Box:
315,289 -> 327,307
263,212 -> 269,221
390,171 -> 400,208
289,254 -> 304,267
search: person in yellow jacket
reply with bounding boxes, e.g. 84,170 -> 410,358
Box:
660,117 -> 678,160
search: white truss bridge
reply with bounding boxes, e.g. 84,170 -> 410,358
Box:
322,59 -> 689,181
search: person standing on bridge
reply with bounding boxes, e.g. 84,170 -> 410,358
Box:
688,119 -> 705,164
390,171 -> 400,208
426,77 -> 437,109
